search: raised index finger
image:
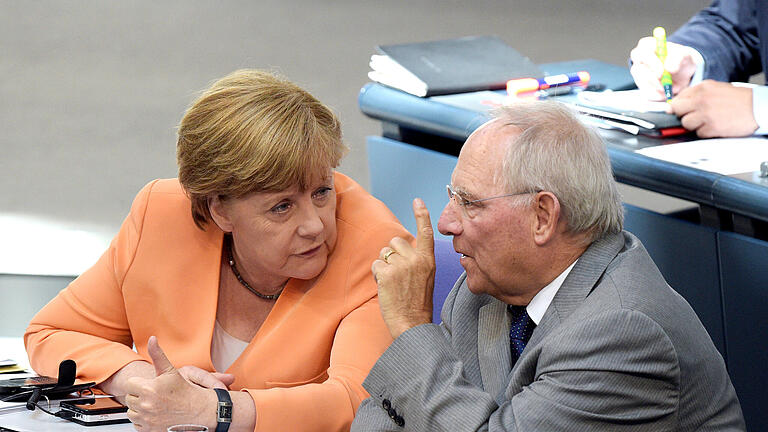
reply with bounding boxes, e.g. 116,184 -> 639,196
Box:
412,198 -> 434,255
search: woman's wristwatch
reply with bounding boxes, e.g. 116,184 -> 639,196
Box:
214,388 -> 233,432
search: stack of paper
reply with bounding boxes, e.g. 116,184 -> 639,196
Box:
0,359 -> 24,375
569,90 -> 685,136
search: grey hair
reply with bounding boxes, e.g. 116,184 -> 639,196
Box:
493,100 -> 623,243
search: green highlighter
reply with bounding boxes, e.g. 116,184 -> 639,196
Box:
653,26 -> 674,102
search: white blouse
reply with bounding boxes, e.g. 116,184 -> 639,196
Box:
211,319 -> 250,373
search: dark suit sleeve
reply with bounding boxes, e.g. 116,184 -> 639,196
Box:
668,0 -> 762,82
352,308 -> 682,431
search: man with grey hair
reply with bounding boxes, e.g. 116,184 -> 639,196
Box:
352,101 -> 744,431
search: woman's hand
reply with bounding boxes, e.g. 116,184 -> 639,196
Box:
99,348 -> 233,411
99,360 -> 156,401
124,336 -> 218,431
178,366 -> 235,390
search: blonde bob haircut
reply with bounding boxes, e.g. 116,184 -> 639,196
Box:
177,69 -> 347,229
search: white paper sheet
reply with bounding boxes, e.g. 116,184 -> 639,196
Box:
636,137 -> 768,175
578,89 -> 669,113
430,90 -> 508,112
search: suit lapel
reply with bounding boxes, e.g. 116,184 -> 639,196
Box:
526,232 -> 625,350
475,234 -> 626,403
501,233 -> 626,401
477,300 -> 511,398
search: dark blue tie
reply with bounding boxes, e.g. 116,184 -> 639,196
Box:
508,305 -> 535,365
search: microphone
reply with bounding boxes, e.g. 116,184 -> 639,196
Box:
52,359 -> 76,388
25,359 -> 84,411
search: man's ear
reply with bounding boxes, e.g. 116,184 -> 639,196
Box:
208,195 -> 234,233
531,191 -> 560,246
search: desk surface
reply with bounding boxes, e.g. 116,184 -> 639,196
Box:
0,409 -> 133,432
358,82 -> 768,227
0,338 -> 131,432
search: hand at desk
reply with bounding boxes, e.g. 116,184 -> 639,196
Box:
669,80 -> 758,138
630,36 -> 698,100
124,336 -> 218,431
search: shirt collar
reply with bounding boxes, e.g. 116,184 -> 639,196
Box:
525,259 -> 578,325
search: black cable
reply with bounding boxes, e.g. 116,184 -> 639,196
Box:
1,388 -> 38,403
31,399 -> 74,419
21,387 -> 87,420
25,387 -> 42,410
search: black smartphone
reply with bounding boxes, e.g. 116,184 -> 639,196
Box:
59,397 -> 130,426
0,376 -> 58,395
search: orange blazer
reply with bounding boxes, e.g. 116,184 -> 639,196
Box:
25,173 -> 410,432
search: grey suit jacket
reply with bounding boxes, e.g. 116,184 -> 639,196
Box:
352,232 -> 745,431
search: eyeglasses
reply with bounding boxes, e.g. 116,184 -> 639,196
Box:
446,184 -> 534,219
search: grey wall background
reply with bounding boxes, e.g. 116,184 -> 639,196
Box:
1,0 -> 711,279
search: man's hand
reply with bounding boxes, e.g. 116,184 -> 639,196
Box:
372,198 -> 436,339
630,36 -> 698,100
670,80 -> 758,138
124,336 -> 218,431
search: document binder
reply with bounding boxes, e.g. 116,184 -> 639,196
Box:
369,36 -> 542,97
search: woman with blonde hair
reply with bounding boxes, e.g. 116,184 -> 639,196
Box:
25,69 -> 410,431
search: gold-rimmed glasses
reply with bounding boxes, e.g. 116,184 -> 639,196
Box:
446,184 -> 534,218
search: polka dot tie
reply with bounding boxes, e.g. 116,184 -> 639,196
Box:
508,305 -> 536,366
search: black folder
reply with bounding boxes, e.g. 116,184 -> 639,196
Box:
369,36 -> 542,97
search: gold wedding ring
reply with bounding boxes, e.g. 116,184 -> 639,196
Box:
383,249 -> 396,263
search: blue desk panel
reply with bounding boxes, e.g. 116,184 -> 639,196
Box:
718,232 -> 768,432
713,176 -> 768,223
360,82 -> 487,143
623,206 -> 724,356
368,136 -> 457,239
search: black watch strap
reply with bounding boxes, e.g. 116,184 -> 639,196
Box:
214,388 -> 232,432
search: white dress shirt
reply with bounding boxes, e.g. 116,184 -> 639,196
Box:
526,259 -> 578,325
